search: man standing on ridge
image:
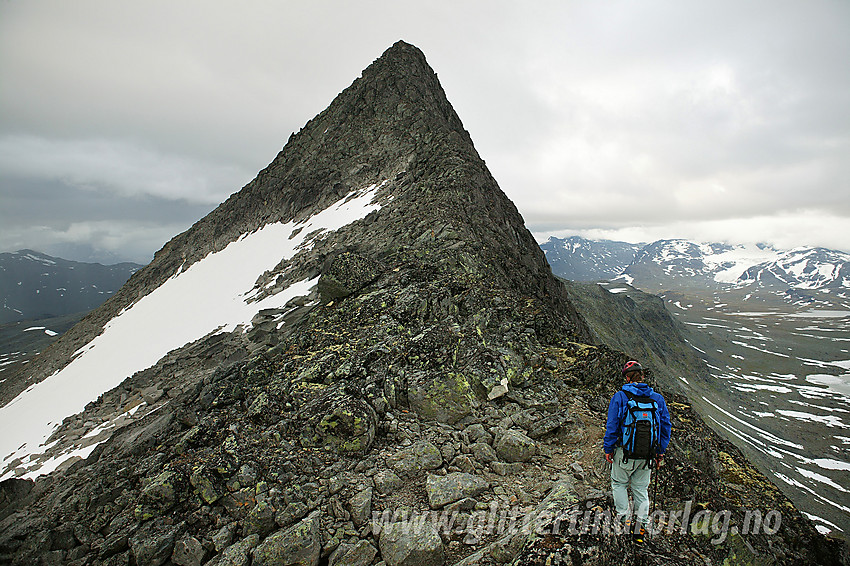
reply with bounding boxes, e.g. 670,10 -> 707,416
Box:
603,360 -> 672,543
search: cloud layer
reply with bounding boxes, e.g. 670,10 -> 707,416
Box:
1,0 -> 848,262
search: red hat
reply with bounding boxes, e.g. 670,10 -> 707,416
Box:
622,360 -> 644,376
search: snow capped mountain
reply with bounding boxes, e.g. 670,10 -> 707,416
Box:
738,247 -> 850,291
545,236 -> 850,297
540,236 -> 642,281
626,239 -> 728,284
621,240 -> 783,292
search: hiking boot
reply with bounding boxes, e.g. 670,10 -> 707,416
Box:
632,524 -> 646,544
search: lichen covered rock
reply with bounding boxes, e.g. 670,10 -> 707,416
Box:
299,386 -> 377,455
407,370 -> 475,424
378,521 -> 445,566
386,440 -> 443,475
494,429 -> 537,463
317,251 -> 384,303
251,511 -> 321,566
425,472 -> 489,509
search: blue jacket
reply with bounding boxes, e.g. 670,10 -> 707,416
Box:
603,382 -> 671,455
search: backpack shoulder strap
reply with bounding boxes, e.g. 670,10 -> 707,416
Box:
619,390 -> 636,464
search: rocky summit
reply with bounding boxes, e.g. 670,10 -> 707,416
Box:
0,42 -> 847,566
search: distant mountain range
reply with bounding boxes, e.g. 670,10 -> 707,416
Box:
542,236 -> 850,303
0,249 -> 143,324
538,236 -> 643,281
0,250 -> 144,385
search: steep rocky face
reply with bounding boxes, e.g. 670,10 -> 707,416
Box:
15,40 -> 586,392
0,42 -> 846,566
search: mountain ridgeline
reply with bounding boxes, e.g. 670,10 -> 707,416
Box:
0,43 -> 845,566
0,250 -> 141,325
543,235 -> 850,298
539,237 -> 643,283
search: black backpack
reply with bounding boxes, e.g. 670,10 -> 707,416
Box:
621,390 -> 659,467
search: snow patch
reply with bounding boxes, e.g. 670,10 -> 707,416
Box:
811,458 -> 850,471
796,467 -> 848,492
775,410 -> 849,429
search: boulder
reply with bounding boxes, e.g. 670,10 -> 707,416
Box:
141,385 -> 164,404
190,468 -> 221,504
373,469 -> 404,494
129,521 -> 179,566
425,473 -> 489,509
386,440 -> 443,474
300,387 -> 377,455
470,442 -> 498,464
212,523 -> 238,553
494,430 -> 537,463
349,487 -> 373,527
451,454 -> 476,474
527,412 -> 569,439
378,521 -> 445,566
141,469 -> 179,509
407,370 -> 475,424
487,377 -> 509,400
171,535 -> 206,566
247,392 -> 271,418
244,499 -> 277,537
252,510 -> 321,566
329,539 -> 378,566
276,501 -> 309,527
464,424 -> 492,445
458,478 -> 577,565
102,410 -> 173,459
207,534 -> 259,566
317,251 -> 384,302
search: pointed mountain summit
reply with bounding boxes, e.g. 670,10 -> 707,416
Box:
1,40 -> 588,479
2,43 -> 841,566
21,40 -> 583,380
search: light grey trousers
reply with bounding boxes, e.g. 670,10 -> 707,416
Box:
611,446 -> 652,524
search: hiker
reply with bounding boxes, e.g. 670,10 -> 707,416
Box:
603,360 -> 671,542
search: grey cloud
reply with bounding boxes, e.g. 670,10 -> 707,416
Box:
1,0 -> 848,261
0,176 -> 215,263
0,136 -> 250,204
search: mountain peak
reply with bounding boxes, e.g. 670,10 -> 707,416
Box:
4,41 -> 589,480
363,39 -> 431,80
354,40 -> 464,131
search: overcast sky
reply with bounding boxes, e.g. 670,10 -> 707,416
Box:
1,1 -> 848,264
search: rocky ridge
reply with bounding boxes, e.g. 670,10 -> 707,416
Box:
0,42 -> 846,566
